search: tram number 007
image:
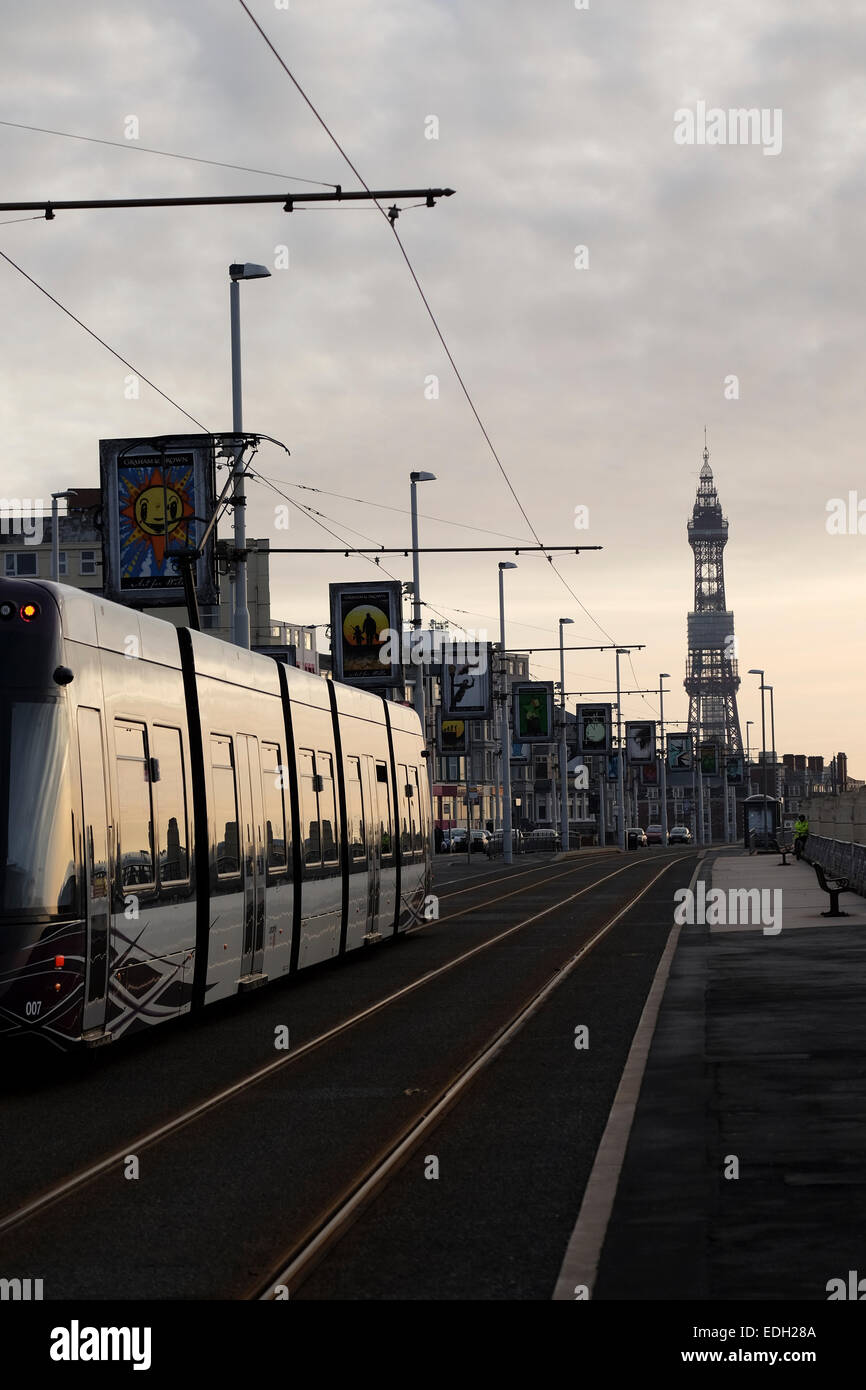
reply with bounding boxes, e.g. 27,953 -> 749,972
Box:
25,1001 -> 42,1017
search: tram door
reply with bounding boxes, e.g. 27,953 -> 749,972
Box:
361,757 -> 379,938
236,735 -> 266,982
373,760 -> 397,933
77,708 -> 111,1033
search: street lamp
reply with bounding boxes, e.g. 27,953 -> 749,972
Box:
762,684 -> 776,807
499,562 -> 517,865
748,669 -> 768,842
50,490 -> 77,581
615,648 -> 628,849
659,674 -> 670,847
229,261 -> 271,648
559,618 -> 574,850
409,471 -> 436,739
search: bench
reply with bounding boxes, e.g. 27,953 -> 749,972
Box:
813,863 -> 850,918
778,844 -> 793,866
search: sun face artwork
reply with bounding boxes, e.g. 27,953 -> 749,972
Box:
118,460 -> 196,587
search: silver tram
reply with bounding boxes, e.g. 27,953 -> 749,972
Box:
0,579 -> 432,1049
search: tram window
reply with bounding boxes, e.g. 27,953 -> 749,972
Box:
346,757 -> 366,861
299,749 -> 320,866
210,735 -> 239,876
115,721 -> 155,888
399,763 -> 412,855
261,741 -> 288,871
411,767 -> 423,852
376,762 -> 393,860
318,752 -> 339,865
153,726 -> 189,884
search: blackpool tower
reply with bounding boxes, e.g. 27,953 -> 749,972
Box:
684,439 -> 743,757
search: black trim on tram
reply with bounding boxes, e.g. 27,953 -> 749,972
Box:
275,661 -> 304,977
381,697 -> 401,936
177,627 -> 210,1011
327,682 -> 351,956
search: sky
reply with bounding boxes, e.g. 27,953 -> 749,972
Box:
1,0 -> 864,769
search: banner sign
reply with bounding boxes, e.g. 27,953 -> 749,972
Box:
642,761 -> 659,785
667,732 -> 693,770
606,753 -> 620,782
726,755 -> 745,786
329,580 -> 403,688
699,742 -> 720,776
578,704 -> 612,755
439,715 -> 468,756
441,651 -> 493,719
512,682 -> 555,743
625,720 -> 656,764
100,435 -> 217,608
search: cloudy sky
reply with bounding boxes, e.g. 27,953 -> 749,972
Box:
2,0 -> 864,769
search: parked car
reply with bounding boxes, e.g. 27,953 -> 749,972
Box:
450,831 -> 468,853
438,833 -> 453,854
668,825 -> 692,844
470,830 -> 491,853
524,828 -> 562,850
645,823 -> 664,845
627,827 -> 648,847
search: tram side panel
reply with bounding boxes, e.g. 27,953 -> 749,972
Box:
329,683 -> 393,951
89,614 -> 197,1041
388,709 -> 430,929
188,644 -> 293,1003
290,683 -> 345,971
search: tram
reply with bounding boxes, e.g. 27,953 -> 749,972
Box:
0,579 -> 432,1049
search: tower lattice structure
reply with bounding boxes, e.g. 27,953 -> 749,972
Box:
685,444 -> 743,757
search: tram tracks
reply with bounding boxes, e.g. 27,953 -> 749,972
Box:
0,851 -> 693,1291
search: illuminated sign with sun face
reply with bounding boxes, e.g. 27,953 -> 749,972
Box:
100,437 -> 218,609
119,461 -> 196,579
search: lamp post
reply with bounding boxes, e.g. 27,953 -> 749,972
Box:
559,618 -> 574,850
745,720 -> 754,795
763,684 -> 776,807
749,669 -> 768,842
499,562 -> 517,865
409,471 -> 436,740
615,648 -> 627,849
659,673 -> 670,847
229,261 -> 271,648
50,490 -> 77,581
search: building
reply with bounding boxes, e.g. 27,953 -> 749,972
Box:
0,489 -> 314,655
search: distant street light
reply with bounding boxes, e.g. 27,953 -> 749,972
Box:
659,674 -> 670,846
615,648 -> 628,849
499,562 -> 518,865
229,261 -> 271,648
748,669 -> 768,841
51,490 -> 77,582
409,471 -> 436,741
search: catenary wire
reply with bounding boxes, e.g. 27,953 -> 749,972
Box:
0,248 -> 209,432
0,119 -> 336,188
234,0 -> 618,650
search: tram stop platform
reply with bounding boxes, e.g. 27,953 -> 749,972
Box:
554,849 -> 866,1301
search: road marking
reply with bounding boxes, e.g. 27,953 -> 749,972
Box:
551,854 -> 705,1300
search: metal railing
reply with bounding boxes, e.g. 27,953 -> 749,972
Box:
804,835 -> 866,896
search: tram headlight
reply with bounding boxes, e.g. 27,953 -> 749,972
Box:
19,603 -> 39,622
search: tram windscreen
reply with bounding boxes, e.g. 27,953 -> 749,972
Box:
0,698 -> 77,920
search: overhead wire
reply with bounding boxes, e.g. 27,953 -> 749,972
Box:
234,0 -> 618,651
0,118 -> 337,187
0,248 -> 209,431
